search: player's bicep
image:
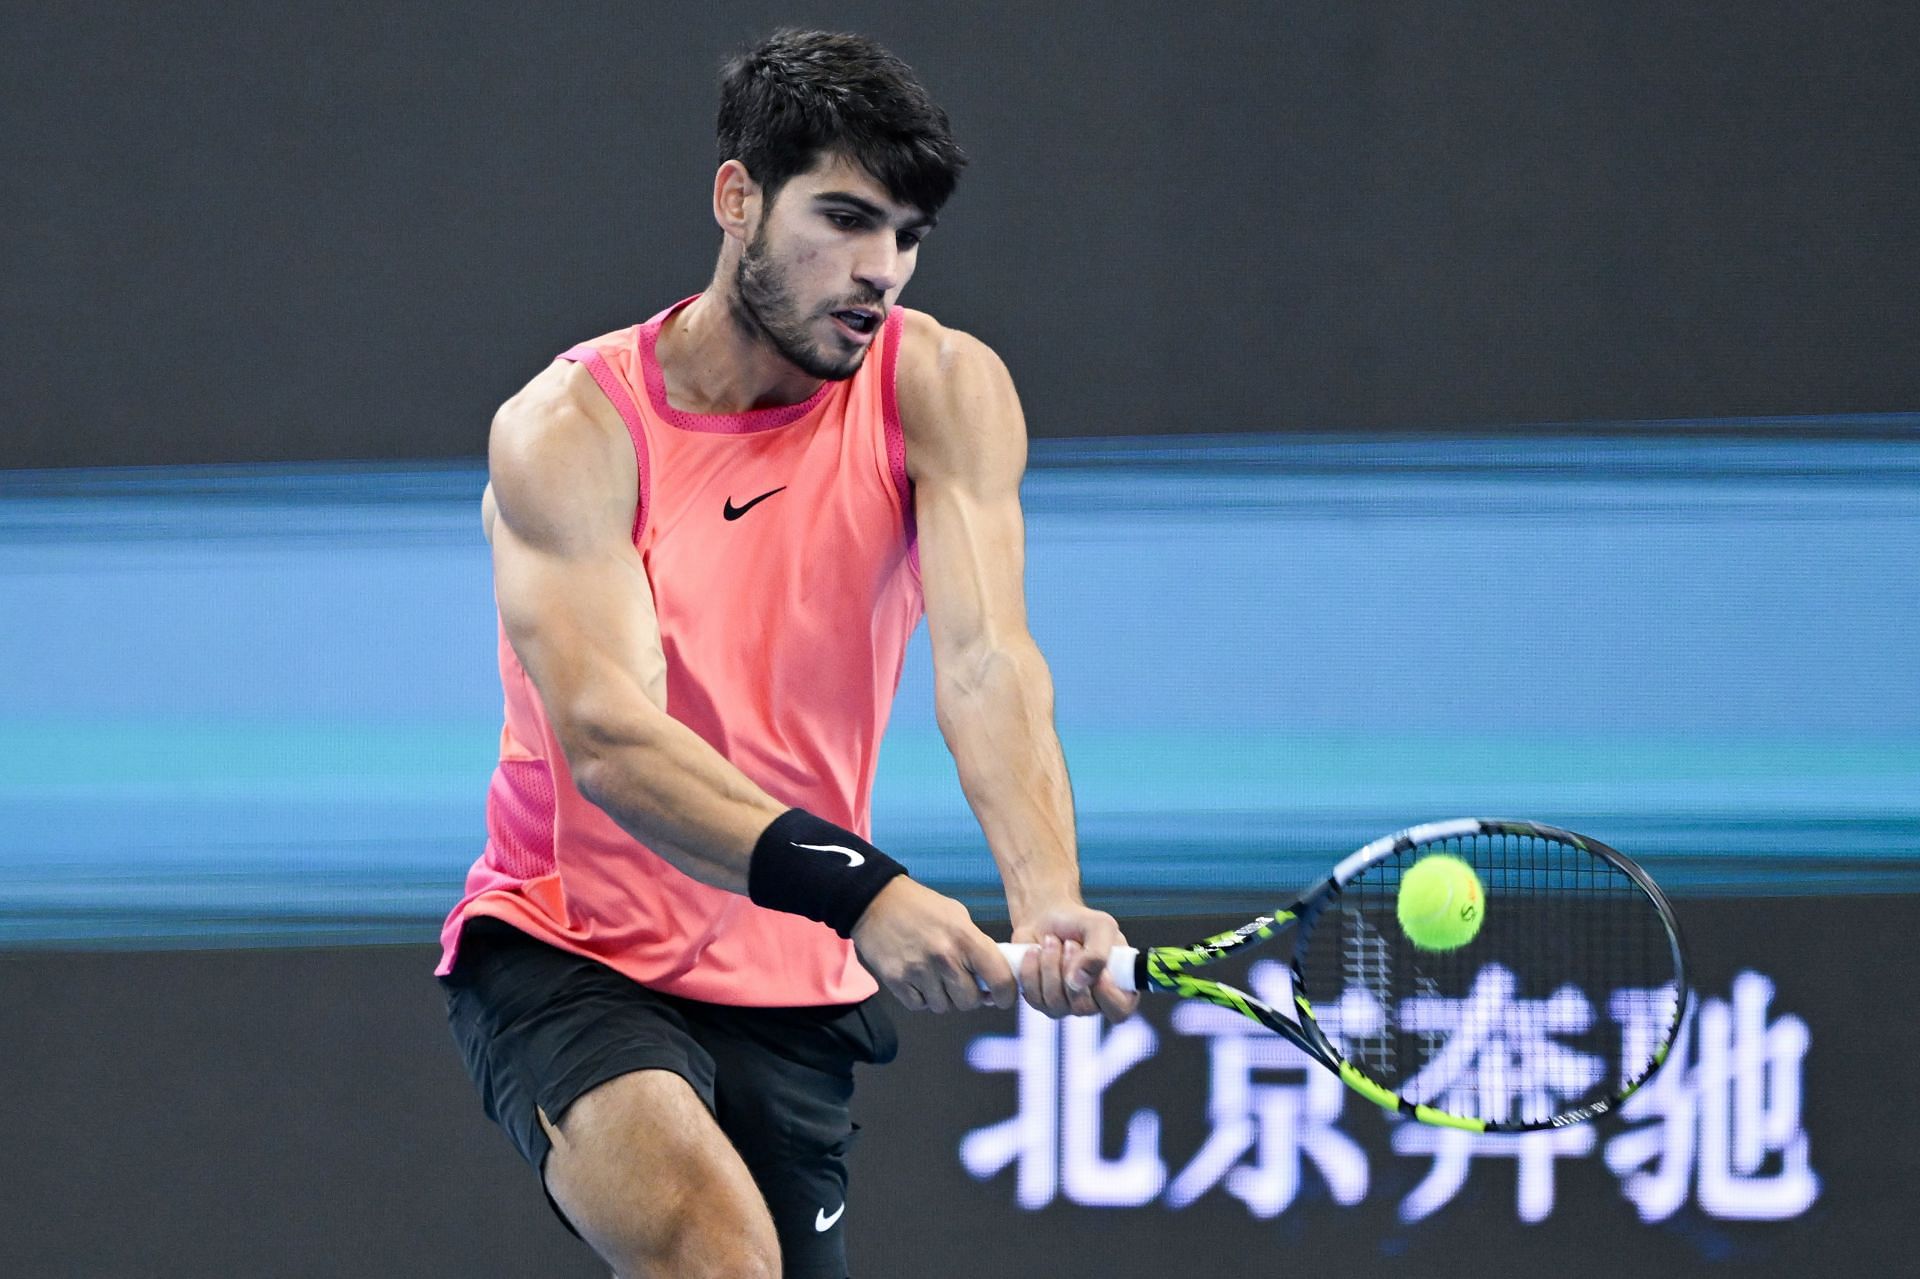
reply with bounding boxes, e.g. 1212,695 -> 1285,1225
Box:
916,472 -> 1030,676
902,326 -> 1035,673
490,511 -> 668,721
487,367 -> 668,735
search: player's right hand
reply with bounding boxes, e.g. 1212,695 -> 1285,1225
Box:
850,878 -> 1017,1013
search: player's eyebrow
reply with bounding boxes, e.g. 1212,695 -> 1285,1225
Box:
812,191 -> 937,232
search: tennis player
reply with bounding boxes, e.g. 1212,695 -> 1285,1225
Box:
435,29 -> 1134,1279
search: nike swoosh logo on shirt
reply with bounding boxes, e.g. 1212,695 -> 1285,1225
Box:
794,841 -> 865,867
815,1203 -> 846,1232
723,487 -> 787,520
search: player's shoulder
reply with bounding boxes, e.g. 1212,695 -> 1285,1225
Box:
893,308 -> 1014,423
893,309 -> 1025,483
492,356 -> 630,473
488,355 -> 637,534
897,307 -> 1008,378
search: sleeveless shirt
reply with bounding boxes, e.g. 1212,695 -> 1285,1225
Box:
435,297 -> 923,1005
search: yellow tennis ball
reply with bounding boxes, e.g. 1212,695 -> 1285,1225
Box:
1396,854 -> 1485,951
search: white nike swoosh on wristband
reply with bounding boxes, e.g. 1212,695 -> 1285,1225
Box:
793,841 -> 865,867
815,1202 -> 846,1231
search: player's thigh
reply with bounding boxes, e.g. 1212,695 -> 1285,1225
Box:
541,1067 -> 779,1276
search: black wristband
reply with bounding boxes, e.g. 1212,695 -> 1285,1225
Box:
748,809 -> 909,938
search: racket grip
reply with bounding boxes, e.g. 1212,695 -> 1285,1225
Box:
992,942 -> 1140,994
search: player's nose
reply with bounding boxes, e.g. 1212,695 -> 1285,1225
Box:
852,235 -> 903,295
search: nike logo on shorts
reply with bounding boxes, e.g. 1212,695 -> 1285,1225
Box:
794,841 -> 865,868
815,1202 -> 846,1232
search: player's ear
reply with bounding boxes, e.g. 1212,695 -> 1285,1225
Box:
713,159 -> 759,245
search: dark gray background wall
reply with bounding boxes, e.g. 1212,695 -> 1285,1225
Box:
5,1 -> 1916,468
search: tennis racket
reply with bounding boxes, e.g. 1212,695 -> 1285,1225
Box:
997,818 -> 1688,1132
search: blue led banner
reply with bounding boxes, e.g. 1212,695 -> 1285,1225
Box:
1,427 -> 1916,944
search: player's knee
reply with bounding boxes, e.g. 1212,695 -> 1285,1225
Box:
620,1208 -> 779,1279
683,1201 -> 780,1279
585,1160 -> 779,1279
571,1178 -> 781,1279
680,1236 -> 779,1279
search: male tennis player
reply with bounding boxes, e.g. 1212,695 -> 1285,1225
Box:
435,29 -> 1134,1279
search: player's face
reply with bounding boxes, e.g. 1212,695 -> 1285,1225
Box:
734,154 -> 932,380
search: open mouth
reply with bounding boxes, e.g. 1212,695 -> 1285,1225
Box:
830,308 -> 880,338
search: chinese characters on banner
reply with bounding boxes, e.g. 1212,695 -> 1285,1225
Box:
960,961 -> 1817,1225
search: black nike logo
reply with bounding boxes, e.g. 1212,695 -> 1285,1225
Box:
723,487 -> 787,521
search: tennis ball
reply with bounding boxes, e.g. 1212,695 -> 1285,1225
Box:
1396,855 -> 1485,951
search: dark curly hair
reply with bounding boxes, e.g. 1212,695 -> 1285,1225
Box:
717,30 -> 967,218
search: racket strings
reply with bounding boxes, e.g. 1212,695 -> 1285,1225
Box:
1338,911 -> 1396,1069
1299,829 -> 1681,1127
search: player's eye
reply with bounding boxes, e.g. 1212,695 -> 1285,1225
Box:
826,212 -> 864,231
897,230 -> 925,250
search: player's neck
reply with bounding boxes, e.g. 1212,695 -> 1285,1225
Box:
652,289 -> 824,415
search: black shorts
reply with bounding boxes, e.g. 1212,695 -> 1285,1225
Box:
439,916 -> 897,1278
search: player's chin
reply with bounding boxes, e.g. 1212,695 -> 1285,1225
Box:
809,351 -> 866,382
815,334 -> 871,377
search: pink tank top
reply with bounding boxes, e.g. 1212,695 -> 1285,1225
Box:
435,297 -> 924,1005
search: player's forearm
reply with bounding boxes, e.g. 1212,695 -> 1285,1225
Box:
934,637 -> 1083,919
561,702 -> 912,938
561,704 -> 785,892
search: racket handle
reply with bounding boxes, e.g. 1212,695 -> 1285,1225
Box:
993,941 -> 1140,995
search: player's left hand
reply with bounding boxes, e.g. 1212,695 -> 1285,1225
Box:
1011,902 -> 1139,1022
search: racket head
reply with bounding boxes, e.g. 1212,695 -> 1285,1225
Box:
1285,819 -> 1688,1132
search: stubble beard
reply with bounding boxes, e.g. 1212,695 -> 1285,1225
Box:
730,224 -> 867,382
